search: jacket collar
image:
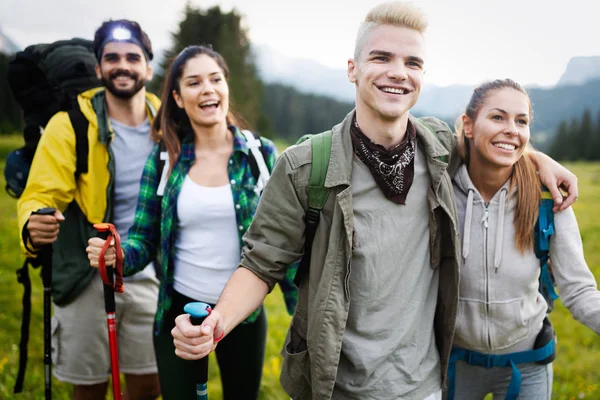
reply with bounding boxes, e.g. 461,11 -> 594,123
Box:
90,89 -> 159,145
412,115 -> 450,193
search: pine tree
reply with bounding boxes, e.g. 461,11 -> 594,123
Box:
0,52 -> 23,134
579,109 -> 593,160
549,120 -> 569,160
593,108 -> 600,160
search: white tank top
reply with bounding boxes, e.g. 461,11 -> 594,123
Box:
173,176 -> 241,303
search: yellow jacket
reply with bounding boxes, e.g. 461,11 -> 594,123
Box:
17,87 -> 160,304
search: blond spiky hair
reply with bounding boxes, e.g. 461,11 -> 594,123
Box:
354,2 -> 428,59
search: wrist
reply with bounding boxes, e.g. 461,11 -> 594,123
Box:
22,223 -> 40,254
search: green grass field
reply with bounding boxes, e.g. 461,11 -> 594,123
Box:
0,134 -> 599,399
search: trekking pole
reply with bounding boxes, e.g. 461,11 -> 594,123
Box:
34,207 -> 57,400
183,302 -> 212,400
94,223 -> 125,400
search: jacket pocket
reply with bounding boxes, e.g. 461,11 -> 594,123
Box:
280,323 -> 311,400
488,298 -> 530,350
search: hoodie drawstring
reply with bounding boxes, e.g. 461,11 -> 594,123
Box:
462,189 -> 474,259
493,188 -> 508,272
462,187 -> 508,272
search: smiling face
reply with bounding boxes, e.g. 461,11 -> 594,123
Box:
172,54 -> 230,129
96,41 -> 152,99
464,88 -> 531,171
348,24 -> 425,123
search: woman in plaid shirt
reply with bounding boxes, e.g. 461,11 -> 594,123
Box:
87,45 -> 297,400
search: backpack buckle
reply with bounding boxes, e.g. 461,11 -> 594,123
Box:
306,207 -> 320,227
467,351 -> 494,369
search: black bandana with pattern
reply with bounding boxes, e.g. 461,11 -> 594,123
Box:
350,116 -> 416,205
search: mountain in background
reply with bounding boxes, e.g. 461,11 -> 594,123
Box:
557,56 -> 600,86
254,44 -> 600,149
253,44 -> 476,118
0,27 -> 20,54
252,44 -> 356,102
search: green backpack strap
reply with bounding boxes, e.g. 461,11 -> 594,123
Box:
293,130 -> 332,287
415,117 -> 449,164
308,131 -> 332,209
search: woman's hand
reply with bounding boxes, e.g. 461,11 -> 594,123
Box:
86,237 -> 115,268
533,151 -> 578,212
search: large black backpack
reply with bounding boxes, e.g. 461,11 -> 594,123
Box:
6,38 -> 101,395
4,38 -> 101,198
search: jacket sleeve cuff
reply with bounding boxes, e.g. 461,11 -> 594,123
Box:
238,263 -> 278,293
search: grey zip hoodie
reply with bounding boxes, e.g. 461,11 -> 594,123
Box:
452,164 -> 600,355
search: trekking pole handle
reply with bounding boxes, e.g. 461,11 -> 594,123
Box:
93,223 -> 124,294
184,302 -> 212,326
33,207 -> 57,216
32,207 -> 57,252
183,302 -> 212,400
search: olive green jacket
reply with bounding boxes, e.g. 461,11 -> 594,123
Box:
241,111 -> 461,399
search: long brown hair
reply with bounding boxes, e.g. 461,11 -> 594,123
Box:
455,79 -> 541,253
150,45 -> 251,172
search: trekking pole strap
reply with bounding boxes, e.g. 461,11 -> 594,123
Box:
93,223 -> 124,293
14,259 -> 32,394
447,341 -> 555,400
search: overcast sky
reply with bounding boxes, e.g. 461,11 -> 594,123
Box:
1,0 -> 598,87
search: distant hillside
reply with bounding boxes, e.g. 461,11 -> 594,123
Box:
412,84 -> 473,118
557,56 -> 600,86
262,82 -> 354,141
528,79 -> 600,148
253,44 -> 355,103
0,27 -> 19,54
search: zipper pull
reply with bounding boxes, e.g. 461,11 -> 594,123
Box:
481,207 -> 489,228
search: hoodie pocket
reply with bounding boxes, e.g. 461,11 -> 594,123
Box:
454,298 -> 488,349
488,298 -> 530,350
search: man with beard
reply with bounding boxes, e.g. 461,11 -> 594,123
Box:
17,20 -> 161,400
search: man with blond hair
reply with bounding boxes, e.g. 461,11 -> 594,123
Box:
170,2 -> 577,399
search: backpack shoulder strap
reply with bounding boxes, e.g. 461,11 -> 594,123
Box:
535,186 -> 559,310
67,106 -> 89,177
307,130 -> 332,209
241,130 -> 271,195
294,130 -> 332,287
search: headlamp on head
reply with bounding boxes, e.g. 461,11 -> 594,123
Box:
97,25 -> 150,61
111,27 -> 132,41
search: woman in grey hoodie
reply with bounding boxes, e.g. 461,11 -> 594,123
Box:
449,78 -> 600,400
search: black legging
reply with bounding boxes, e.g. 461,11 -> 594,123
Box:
154,290 -> 267,400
